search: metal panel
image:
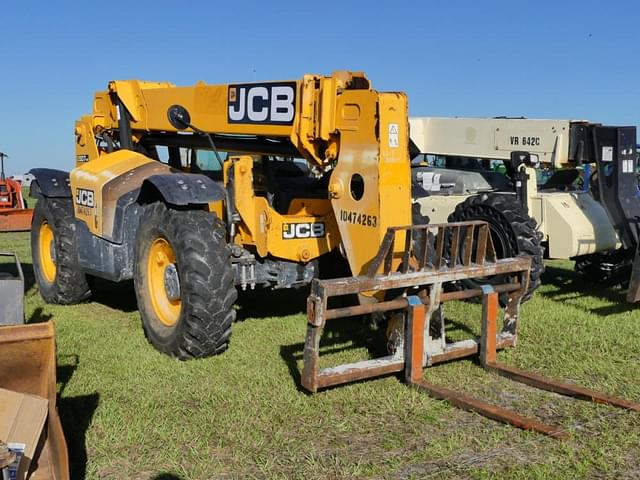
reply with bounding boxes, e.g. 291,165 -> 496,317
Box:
409,117 -> 574,166
0,253 -> 24,325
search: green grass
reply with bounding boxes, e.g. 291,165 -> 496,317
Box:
2,231 -> 640,479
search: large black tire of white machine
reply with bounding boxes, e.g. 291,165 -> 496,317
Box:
31,196 -> 92,304
447,193 -> 544,305
134,202 -> 237,359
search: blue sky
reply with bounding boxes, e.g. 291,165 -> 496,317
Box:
1,0 -> 638,175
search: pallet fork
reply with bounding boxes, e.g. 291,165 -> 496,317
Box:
302,221 -> 640,437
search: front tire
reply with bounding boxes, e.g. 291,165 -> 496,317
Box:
31,197 -> 91,304
448,193 -> 544,304
134,202 -> 237,359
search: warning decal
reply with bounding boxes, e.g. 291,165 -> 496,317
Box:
388,123 -> 399,148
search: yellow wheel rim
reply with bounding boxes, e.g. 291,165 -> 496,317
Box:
147,237 -> 181,327
39,221 -> 56,283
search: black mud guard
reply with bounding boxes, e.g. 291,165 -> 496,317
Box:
141,173 -> 226,206
29,168 -> 72,198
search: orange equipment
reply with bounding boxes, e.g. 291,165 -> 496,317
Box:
0,153 -> 33,232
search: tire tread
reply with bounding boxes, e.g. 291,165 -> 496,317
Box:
31,197 -> 91,304
134,203 -> 237,359
448,193 -> 544,303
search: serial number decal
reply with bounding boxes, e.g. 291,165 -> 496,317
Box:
339,210 -> 377,227
509,136 -> 541,147
228,82 -> 296,125
282,222 -> 326,239
75,188 -> 95,207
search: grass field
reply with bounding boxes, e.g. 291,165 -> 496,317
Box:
1,230 -> 640,479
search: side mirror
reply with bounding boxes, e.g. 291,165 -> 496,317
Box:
167,105 -> 191,130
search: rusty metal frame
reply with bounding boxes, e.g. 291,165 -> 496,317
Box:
302,221 -> 531,392
301,220 -> 640,438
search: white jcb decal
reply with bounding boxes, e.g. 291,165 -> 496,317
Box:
228,83 -> 295,125
282,222 -> 325,239
75,188 -> 94,207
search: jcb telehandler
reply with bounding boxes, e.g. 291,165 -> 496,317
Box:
30,71 -> 440,359
28,73 -> 640,436
409,117 -> 640,302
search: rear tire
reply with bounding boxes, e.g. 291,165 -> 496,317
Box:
447,193 -> 544,304
31,197 -> 91,304
134,202 -> 237,359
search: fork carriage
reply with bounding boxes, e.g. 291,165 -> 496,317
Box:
302,221 -> 640,438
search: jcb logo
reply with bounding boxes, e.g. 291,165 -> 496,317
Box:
228,83 -> 296,125
75,188 -> 94,208
282,222 -> 325,239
